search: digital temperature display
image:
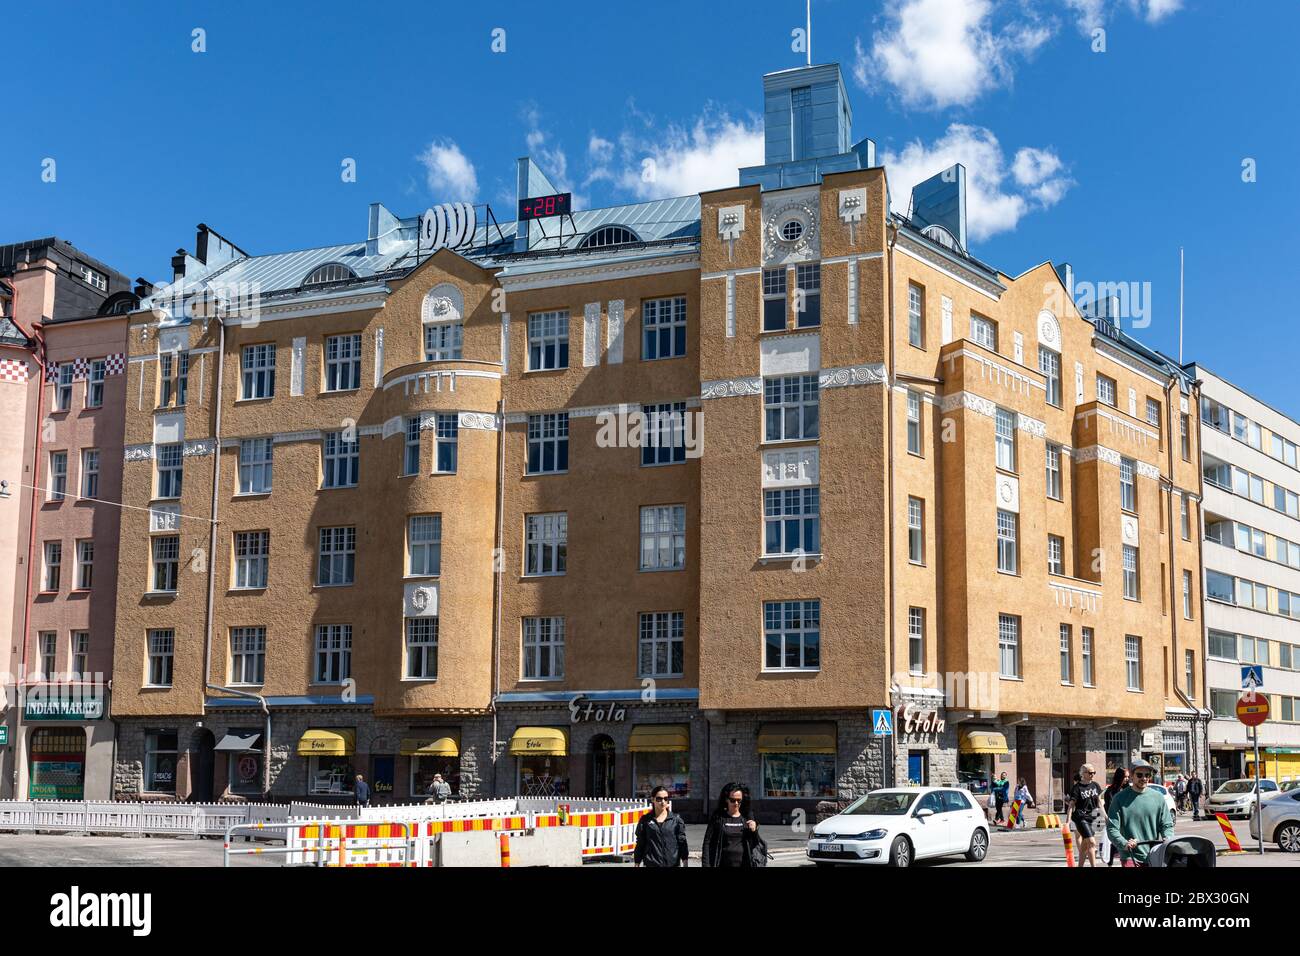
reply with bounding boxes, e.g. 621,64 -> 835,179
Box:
518,192 -> 572,221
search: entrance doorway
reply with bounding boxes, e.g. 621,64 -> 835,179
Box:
192,729 -> 215,803
589,735 -> 616,798
28,728 -> 86,800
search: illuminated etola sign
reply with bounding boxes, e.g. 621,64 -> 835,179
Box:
569,695 -> 627,723
897,703 -> 946,736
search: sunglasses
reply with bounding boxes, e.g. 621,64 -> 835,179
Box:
727,797 -> 743,803
1134,772 -> 1153,779
652,796 -> 670,802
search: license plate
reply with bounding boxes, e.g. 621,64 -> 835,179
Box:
821,843 -> 843,853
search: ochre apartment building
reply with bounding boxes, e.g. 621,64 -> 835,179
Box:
108,64 -> 1208,819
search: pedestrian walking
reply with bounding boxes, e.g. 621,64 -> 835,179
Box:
1187,771 -> 1204,821
1102,767 -> 1129,866
992,771 -> 1011,823
1106,759 -> 1174,868
1066,763 -> 1105,867
354,773 -> 371,807
634,785 -> 690,867
1014,778 -> 1033,828
701,783 -> 767,867
425,773 -> 451,804
1175,774 -> 1188,812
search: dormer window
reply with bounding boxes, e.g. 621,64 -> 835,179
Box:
302,263 -> 356,287
578,226 -> 640,250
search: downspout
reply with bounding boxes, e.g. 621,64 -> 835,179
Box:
490,396 -> 506,797
885,219 -> 899,788
12,278 -> 45,799
1190,379 -> 1212,774
1163,373 -> 1199,775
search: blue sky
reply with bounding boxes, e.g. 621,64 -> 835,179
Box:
6,0 -> 1298,414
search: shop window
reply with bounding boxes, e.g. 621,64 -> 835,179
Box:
634,751 -> 690,799
761,753 -> 835,798
410,756 -> 460,799
145,731 -> 178,793
309,756 -> 354,795
228,736 -> 263,796
28,728 -> 87,800
518,755 -> 568,797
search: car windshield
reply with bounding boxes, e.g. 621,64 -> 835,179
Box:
842,792 -> 917,816
1217,781 -> 1254,794
1283,781 -> 1299,792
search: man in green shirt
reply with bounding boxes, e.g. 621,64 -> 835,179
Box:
1106,758 -> 1174,866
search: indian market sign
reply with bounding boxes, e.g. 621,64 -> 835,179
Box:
0,725 -> 7,745
24,697 -> 104,721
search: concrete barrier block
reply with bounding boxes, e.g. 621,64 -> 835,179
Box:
436,828 -> 583,867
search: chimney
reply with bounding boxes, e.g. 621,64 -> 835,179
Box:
171,250 -> 188,283
134,277 -> 155,298
1054,262 -> 1074,303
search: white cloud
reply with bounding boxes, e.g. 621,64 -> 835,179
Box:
1065,0 -> 1182,33
519,105 -> 585,209
881,125 -> 1074,241
588,135 -> 614,163
614,112 -> 764,201
856,0 -> 1055,110
1139,0 -> 1183,22
417,139 -> 478,202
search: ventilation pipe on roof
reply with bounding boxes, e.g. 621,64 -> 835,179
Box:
1055,262 -> 1074,305
171,250 -> 187,283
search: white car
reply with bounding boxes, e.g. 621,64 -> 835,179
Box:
1146,783 -> 1178,817
806,787 -> 990,867
1249,787 -> 1300,852
1206,779 -> 1280,819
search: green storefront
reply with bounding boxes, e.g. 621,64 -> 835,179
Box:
24,694 -> 104,800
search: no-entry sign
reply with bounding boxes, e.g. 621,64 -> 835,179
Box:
1237,695 -> 1270,727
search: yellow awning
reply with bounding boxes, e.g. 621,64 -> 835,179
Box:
960,731 -> 1010,755
757,722 -> 836,754
509,726 -> 568,756
628,724 -> 690,753
400,735 -> 460,757
297,728 -> 355,757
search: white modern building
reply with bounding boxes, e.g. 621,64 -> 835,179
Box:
1193,364 -> 1300,788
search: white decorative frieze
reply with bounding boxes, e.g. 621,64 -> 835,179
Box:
1121,515 -> 1139,546
762,447 -> 819,488
149,504 -> 181,533
847,259 -> 858,326
1136,461 -> 1161,480
1050,581 -> 1101,614
939,391 -> 998,419
725,275 -> 736,338
717,204 -> 746,240
996,473 -> 1020,513
458,411 -> 500,431
1016,413 -> 1047,439
762,189 -> 820,265
760,334 -> 819,376
290,336 -> 306,397
183,439 -> 215,457
819,363 -> 888,389
373,327 -> 384,389
838,188 -> 867,224
382,416 -> 402,439
501,313 -> 510,373
941,296 -> 953,345
1075,361 -> 1085,403
1037,310 -> 1062,350
702,376 -> 762,399
583,302 -> 601,368
404,582 -> 439,618
1074,444 -> 1123,466
1128,387 -> 1137,417
124,444 -> 153,462
1013,331 -> 1024,365
606,300 -> 624,365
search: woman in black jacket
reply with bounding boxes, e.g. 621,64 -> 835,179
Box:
701,782 -> 765,867
633,786 -> 690,867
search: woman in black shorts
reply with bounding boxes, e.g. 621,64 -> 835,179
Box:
1067,763 -> 1105,867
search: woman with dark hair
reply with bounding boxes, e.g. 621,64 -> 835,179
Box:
701,782 -> 765,867
1102,767 -> 1130,867
633,785 -> 689,868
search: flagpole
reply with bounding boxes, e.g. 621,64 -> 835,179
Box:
1179,246 -> 1184,364
807,0 -> 812,66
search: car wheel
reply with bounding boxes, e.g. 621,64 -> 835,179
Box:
1277,823 -> 1300,853
965,828 -> 989,862
887,836 -> 912,868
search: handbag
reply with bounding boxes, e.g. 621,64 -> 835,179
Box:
749,830 -> 772,868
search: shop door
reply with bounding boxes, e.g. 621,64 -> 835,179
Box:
28,728 -> 86,800
589,735 -> 616,798
193,729 -> 215,803
372,755 -> 395,801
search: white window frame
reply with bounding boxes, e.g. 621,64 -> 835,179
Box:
906,391 -> 922,455
408,515 -> 442,577
522,617 -> 565,681
996,509 -> 1018,574
995,407 -> 1016,471
638,611 -> 685,678
762,267 -> 787,331
156,443 -> 183,499
71,631 -> 89,678
314,624 -> 352,684
230,626 -> 267,686
39,632 -> 56,679
763,487 -> 819,557
55,364 -> 73,411
970,313 -> 997,351
81,448 -> 100,499
1122,545 -> 1140,600
43,541 -> 62,592
317,526 -> 356,587
76,539 -> 93,590
1048,534 -> 1064,576
908,607 -> 925,674
526,413 -> 568,474
434,414 -> 458,473
763,599 -> 821,672
88,358 -> 106,408
1045,443 -> 1062,500
147,629 -> 174,687
1096,373 -> 1116,407
642,296 -> 687,360
764,374 -> 819,442
524,513 -> 566,576
403,417 -> 421,476
1082,627 -> 1094,685
49,451 -> 68,501
233,531 -> 269,589
241,343 -> 276,399
640,504 -> 686,571
1183,569 -> 1193,619
238,438 -> 273,494
1039,347 -> 1060,407
1120,457 -> 1136,512
324,333 -> 362,392
321,431 -> 359,489
1125,635 -> 1142,691
424,321 -> 464,361
151,535 -> 179,592
908,497 -> 924,564
1060,623 -> 1073,683
907,283 -> 924,347
406,618 -> 439,679
998,614 -> 1020,678
794,262 -> 821,328
527,310 -> 569,371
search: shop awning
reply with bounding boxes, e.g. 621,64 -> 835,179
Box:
215,732 -> 262,753
757,722 -> 836,754
508,727 -> 568,756
297,728 -> 355,756
628,724 -> 690,753
400,735 -> 460,757
960,731 -> 1010,755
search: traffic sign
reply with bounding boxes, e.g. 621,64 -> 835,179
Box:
0,725 -> 7,746
1237,694 -> 1270,727
1241,665 -> 1264,690
871,708 -> 894,737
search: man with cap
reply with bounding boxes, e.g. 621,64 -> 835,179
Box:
1105,758 -> 1174,867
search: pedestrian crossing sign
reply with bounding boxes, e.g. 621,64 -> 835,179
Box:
871,709 -> 894,737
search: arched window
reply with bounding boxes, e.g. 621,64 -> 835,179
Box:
302,262 -> 357,287
577,225 -> 640,250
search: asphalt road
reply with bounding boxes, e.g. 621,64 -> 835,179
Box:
0,816 -> 1293,867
